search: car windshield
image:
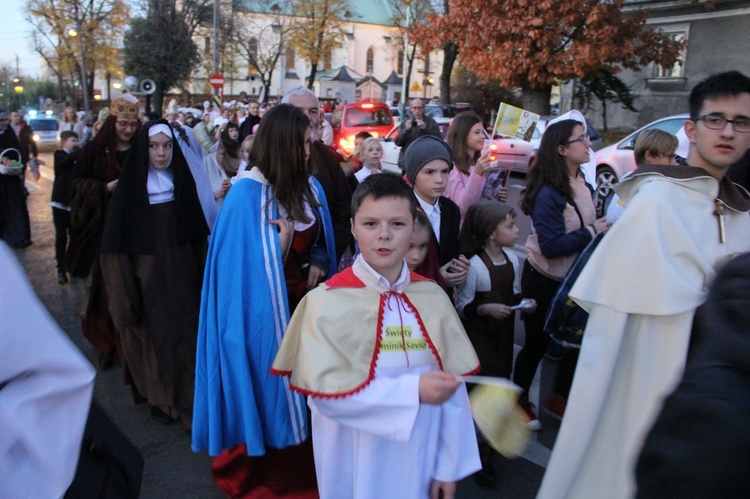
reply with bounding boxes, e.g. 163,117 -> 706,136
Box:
425,105 -> 444,119
29,119 -> 58,131
620,118 -> 687,150
647,118 -> 687,135
345,107 -> 392,127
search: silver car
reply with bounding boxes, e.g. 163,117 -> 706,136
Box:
28,117 -> 61,151
594,114 -> 689,197
488,123 -> 543,174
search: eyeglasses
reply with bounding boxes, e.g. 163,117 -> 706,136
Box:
563,135 -> 590,146
694,114 -> 750,133
116,120 -> 139,129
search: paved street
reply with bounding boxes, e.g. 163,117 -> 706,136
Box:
11,155 -> 559,498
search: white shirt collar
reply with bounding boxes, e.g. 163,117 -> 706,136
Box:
415,195 -> 441,243
415,193 -> 440,215
353,254 -> 410,293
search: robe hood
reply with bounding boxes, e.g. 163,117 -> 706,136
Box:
616,164 -> 750,213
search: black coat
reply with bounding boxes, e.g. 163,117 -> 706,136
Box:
310,141 -> 352,262
52,149 -> 79,206
636,252 -> 750,499
15,121 -> 38,164
239,114 -> 261,141
412,193 -> 461,266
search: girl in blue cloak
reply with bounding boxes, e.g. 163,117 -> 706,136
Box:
192,104 -> 337,497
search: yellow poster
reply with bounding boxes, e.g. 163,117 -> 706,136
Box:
493,103 -> 540,142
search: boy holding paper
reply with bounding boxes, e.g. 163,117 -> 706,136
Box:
272,173 -> 481,499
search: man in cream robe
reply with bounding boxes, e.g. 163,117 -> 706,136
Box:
538,72 -> 750,499
0,242 -> 95,497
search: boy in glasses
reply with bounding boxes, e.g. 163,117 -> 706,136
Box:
538,71 -> 750,499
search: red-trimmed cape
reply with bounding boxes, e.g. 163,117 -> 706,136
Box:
271,267 -> 480,399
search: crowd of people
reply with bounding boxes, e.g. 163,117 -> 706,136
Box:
3,70 -> 750,499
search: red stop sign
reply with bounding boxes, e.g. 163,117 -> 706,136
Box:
209,73 -> 224,89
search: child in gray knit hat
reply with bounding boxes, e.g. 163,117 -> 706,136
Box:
404,135 -> 453,184
404,135 -> 470,292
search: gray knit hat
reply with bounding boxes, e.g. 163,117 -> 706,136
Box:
404,135 -> 453,184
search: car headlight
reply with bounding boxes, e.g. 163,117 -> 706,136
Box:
339,136 -> 355,154
33,134 -> 40,142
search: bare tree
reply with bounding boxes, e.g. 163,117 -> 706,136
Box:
230,2 -> 292,103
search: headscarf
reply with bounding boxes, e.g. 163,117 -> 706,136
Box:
100,119 -> 209,254
458,200 -> 514,259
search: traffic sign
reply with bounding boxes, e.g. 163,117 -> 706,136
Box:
210,73 -> 224,89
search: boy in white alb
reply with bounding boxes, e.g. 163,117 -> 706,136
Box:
272,173 -> 481,499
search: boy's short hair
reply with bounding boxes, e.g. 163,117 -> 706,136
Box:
354,131 -> 373,141
689,71 -> 750,119
351,173 -> 417,220
60,130 -> 79,142
634,129 -> 678,165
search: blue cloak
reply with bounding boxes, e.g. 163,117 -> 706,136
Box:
192,169 -> 337,456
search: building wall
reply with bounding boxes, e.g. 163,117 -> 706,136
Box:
563,0 -> 750,131
191,11 -> 442,104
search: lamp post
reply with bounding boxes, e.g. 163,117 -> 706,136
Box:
400,4 -> 410,115
213,0 -> 220,97
68,21 -> 90,122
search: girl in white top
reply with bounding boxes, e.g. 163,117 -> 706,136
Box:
354,137 -> 384,183
59,105 -> 85,139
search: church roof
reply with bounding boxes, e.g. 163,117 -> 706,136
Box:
315,66 -> 362,82
357,76 -> 385,89
382,70 -> 402,85
235,0 -> 396,26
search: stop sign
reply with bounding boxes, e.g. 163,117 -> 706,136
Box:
209,73 -> 224,89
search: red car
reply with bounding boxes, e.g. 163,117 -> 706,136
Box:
330,102 -> 394,155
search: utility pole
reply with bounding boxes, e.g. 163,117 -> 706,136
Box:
399,4 -> 410,118
213,0 -> 220,97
